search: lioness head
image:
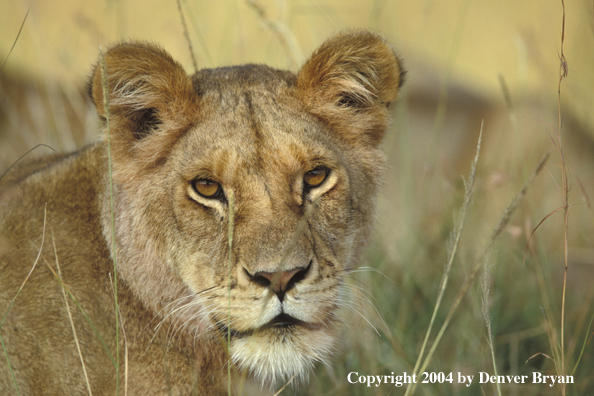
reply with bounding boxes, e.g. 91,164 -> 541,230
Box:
89,30 -> 404,385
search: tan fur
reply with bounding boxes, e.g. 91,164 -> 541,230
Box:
0,30 -> 404,395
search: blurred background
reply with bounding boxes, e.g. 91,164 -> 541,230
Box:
1,0 -> 593,395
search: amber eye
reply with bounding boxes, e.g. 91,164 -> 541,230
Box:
304,166 -> 329,188
192,179 -> 224,199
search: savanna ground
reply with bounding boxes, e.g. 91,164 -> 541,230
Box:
1,1 -> 593,395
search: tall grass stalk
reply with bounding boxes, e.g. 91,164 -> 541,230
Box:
175,0 -> 198,73
179,0 -> 214,68
407,146 -> 550,396
481,258 -> 501,396
246,0 -> 303,69
556,3 -> 569,395
108,273 -> 129,396
99,48 -> 120,394
0,144 -> 56,184
41,253 -> 116,366
0,10 -> 28,76
571,314 -> 594,376
0,204 -> 47,396
526,2 -> 574,393
273,373 -> 297,396
405,124 -> 482,396
430,151 -> 548,369
227,189 -> 236,396
53,232 -> 93,396
0,331 -> 17,396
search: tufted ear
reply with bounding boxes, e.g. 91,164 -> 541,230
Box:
89,43 -> 198,172
296,30 -> 405,147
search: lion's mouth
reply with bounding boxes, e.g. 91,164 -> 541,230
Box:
219,313 -> 322,338
258,313 -> 321,331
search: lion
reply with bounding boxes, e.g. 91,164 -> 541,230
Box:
0,30 -> 404,395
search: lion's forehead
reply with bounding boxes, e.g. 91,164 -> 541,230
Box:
174,81 -> 342,187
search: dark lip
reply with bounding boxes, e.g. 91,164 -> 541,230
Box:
258,313 -> 309,331
219,313 -> 322,338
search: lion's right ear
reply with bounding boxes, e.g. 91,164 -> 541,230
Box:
89,43 -> 198,169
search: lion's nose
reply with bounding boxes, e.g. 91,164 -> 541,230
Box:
245,263 -> 310,302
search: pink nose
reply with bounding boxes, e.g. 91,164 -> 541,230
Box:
255,268 -> 302,293
246,265 -> 310,302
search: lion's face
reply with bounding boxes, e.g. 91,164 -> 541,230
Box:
91,32 -> 403,385
167,68 -> 377,383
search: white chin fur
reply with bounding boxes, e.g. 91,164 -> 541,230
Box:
230,327 -> 335,386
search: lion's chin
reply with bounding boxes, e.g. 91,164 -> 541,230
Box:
230,324 -> 336,386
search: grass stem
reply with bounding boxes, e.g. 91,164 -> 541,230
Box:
99,48 -> 120,395
405,123 -> 483,396
227,189 -> 236,396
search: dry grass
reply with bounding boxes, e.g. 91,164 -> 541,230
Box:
1,1 -> 593,395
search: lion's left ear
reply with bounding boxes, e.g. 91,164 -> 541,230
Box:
297,30 -> 405,146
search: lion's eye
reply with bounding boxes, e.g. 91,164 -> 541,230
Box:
192,179 -> 224,199
304,167 -> 329,188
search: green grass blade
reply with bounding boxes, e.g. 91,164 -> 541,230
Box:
571,313 -> 594,376
0,332 -> 20,396
227,189 -> 235,396
99,48 -> 120,391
